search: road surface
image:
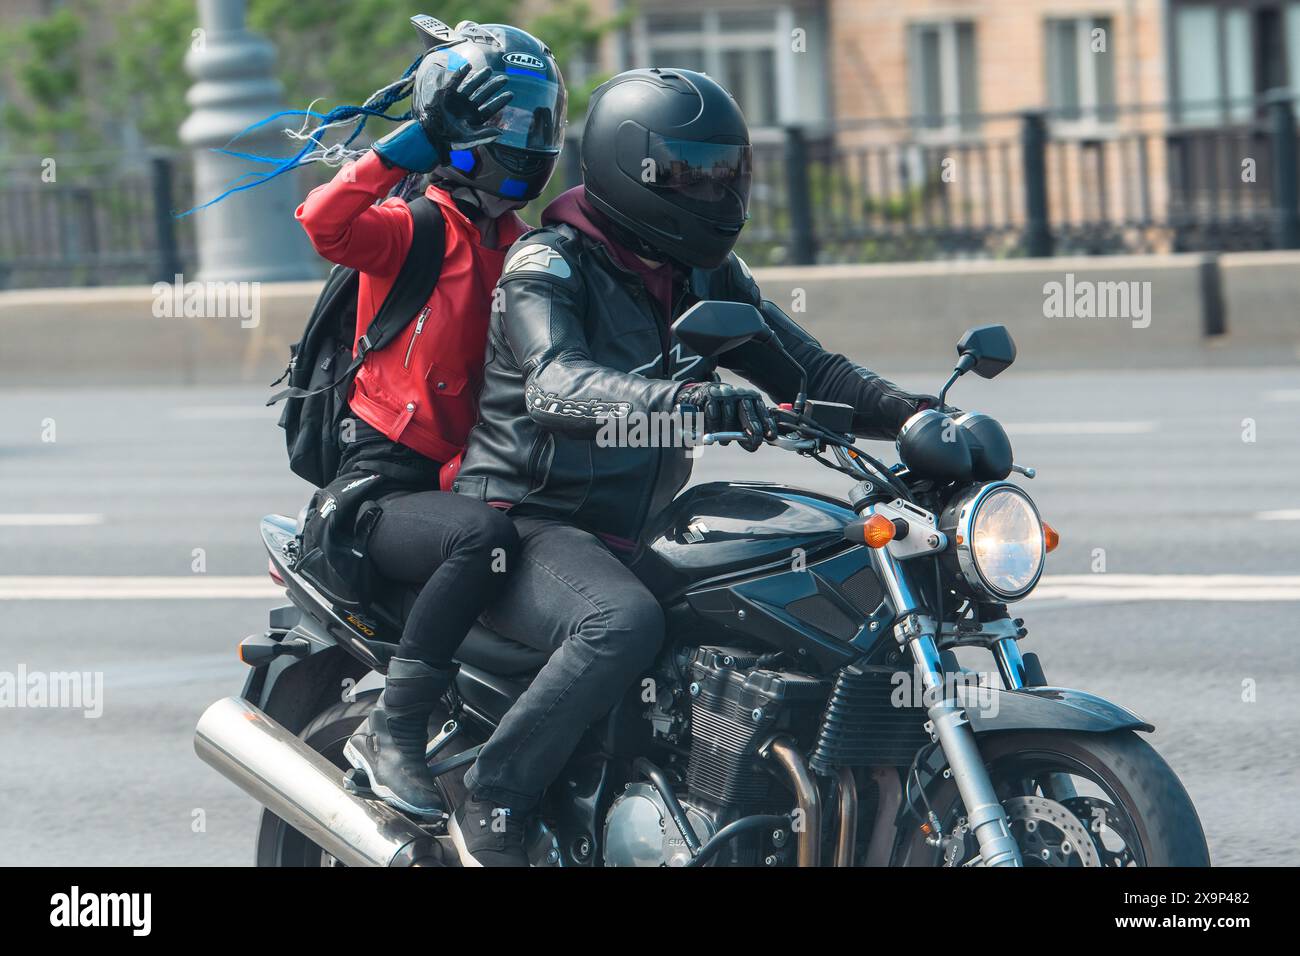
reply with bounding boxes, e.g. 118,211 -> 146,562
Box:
1,365 -> 1297,865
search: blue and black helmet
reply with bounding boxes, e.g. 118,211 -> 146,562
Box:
411,17 -> 567,202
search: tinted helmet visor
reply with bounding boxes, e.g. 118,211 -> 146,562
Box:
492,69 -> 566,153
646,133 -> 751,222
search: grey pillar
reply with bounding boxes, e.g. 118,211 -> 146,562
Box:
179,0 -> 317,282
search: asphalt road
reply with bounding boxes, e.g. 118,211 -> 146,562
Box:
2,364 -> 1298,866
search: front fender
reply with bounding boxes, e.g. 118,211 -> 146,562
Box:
953,684 -> 1154,735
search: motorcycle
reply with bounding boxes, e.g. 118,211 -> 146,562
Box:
195,302 -> 1209,868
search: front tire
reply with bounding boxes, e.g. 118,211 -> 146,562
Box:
896,730 -> 1209,867
254,692 -> 379,867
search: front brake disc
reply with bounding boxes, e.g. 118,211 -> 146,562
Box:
1061,795 -> 1137,867
1004,795 -> 1102,867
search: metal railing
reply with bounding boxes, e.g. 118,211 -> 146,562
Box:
0,152 -> 199,290
719,94 -> 1300,266
522,91 -> 1300,267
3,92 -> 1300,287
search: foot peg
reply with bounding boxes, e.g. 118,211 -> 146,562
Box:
343,766 -> 374,797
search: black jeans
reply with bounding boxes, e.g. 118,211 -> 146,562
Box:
462,516 -> 665,810
367,491 -> 519,668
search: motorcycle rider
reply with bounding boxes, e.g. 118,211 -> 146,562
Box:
293,19 -> 566,818
445,68 -> 938,865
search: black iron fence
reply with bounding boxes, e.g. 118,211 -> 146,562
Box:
0,152 -> 198,289
722,95 -> 1300,266
4,94 -> 1300,287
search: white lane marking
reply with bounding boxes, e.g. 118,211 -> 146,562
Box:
1255,509 -> 1300,520
0,514 -> 104,527
1002,421 -> 1157,436
168,406 -> 275,420
1263,389 -> 1300,402
1029,573 -> 1300,603
0,577 -> 283,600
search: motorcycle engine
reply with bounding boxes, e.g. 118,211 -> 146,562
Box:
603,646 -> 827,867
603,783 -> 716,867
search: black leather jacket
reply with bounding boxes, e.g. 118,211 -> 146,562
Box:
452,223 -> 927,543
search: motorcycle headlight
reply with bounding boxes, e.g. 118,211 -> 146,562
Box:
942,482 -> 1045,601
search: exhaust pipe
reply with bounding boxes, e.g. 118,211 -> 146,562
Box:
762,735 -> 821,867
195,696 -> 442,867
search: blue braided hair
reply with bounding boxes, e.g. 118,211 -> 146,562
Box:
177,50 -> 425,217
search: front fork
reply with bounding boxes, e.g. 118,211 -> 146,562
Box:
870,548 -> 1024,867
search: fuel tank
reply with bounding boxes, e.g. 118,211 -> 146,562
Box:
635,482 -> 857,598
636,482 -> 894,671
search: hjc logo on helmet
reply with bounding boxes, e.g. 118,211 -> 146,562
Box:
503,51 -> 546,71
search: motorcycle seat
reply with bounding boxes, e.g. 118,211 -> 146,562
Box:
368,577 -> 550,678
455,623 -> 551,678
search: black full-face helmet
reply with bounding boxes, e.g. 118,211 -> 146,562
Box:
411,18 -> 567,202
581,68 -> 752,269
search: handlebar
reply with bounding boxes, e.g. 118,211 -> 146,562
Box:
697,407 -> 908,498
696,407 -> 1038,489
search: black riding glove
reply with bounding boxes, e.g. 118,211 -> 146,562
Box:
676,382 -> 774,453
887,387 -> 942,430
411,62 -> 514,167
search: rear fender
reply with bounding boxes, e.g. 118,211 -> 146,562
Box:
953,684 -> 1154,735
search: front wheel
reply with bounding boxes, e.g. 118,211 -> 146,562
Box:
895,730 -> 1209,867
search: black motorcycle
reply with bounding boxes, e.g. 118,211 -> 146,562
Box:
195,303 -> 1209,868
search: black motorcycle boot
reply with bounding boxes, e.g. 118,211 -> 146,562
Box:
343,658 -> 453,818
449,793 -> 529,867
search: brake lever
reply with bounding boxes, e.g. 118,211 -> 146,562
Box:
772,435 -> 817,451
699,431 -> 748,445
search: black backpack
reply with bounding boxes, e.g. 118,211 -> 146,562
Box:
268,196 -> 446,488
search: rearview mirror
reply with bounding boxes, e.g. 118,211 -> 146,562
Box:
671,300 -> 768,358
956,325 -> 1017,379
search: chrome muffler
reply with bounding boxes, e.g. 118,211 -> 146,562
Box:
195,696 -> 442,867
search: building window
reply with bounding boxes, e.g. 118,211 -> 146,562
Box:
1171,1 -> 1296,126
908,21 -> 979,135
1045,16 -> 1117,126
631,7 -> 828,130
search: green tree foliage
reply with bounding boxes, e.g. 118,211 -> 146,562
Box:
1,0 -> 619,153
247,0 -> 517,123
0,3 -> 108,154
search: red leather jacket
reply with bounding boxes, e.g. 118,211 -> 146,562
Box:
295,151 -> 527,471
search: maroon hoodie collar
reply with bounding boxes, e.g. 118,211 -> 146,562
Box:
540,186 -> 676,319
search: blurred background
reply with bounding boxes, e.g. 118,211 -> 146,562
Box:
1,1 -> 1298,866
7,0 -> 1300,284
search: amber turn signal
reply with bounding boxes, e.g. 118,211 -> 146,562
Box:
862,514 -> 897,548
1043,521 -> 1060,553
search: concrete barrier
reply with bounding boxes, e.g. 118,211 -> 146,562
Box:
753,253 -> 1220,370
0,281 -> 320,386
0,252 -> 1294,386
1219,251 -> 1300,360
